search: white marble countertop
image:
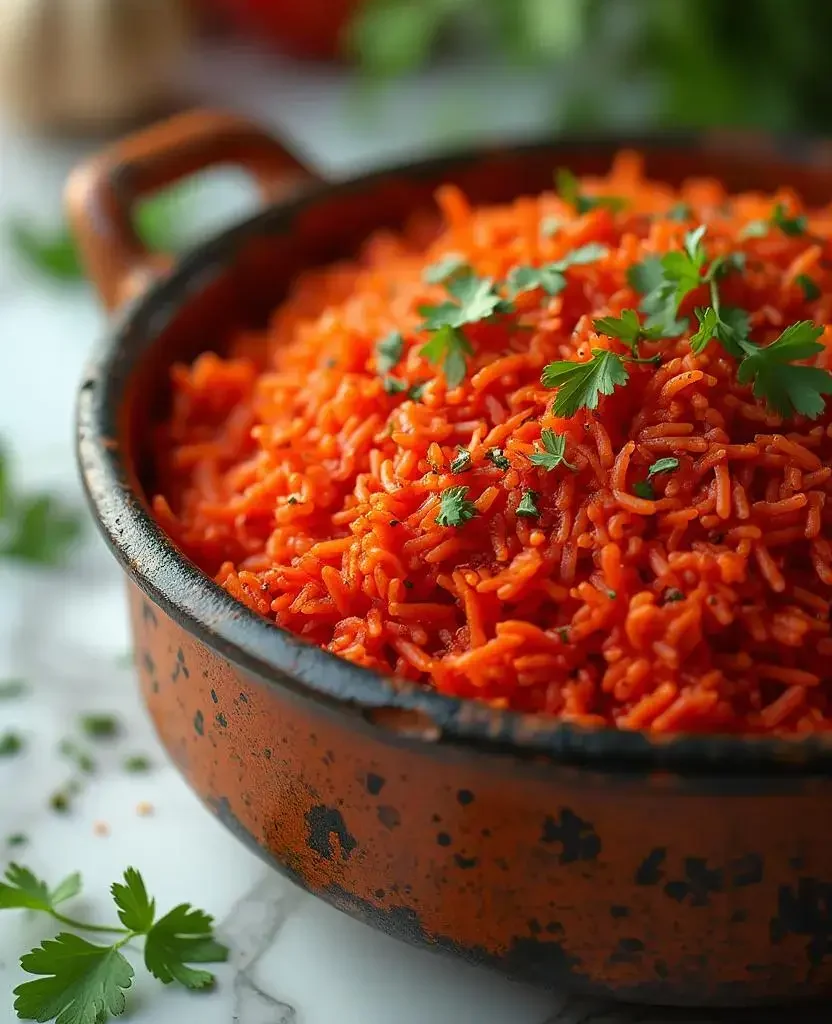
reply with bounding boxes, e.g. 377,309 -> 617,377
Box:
0,42 -> 817,1024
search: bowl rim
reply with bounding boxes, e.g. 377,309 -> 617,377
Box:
77,130 -> 832,775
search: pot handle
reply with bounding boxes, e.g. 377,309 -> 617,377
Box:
65,109 -> 320,312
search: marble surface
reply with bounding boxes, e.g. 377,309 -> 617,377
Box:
0,42 -> 819,1024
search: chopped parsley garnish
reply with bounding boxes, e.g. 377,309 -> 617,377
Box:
375,330 -> 405,372
124,755 -> 152,774
541,350 -> 629,417
556,168 -> 627,215
0,732 -> 23,757
420,326 -> 474,389
735,320 -> 832,419
796,274 -> 821,301
2,865 -> 228,1023
632,481 -> 656,500
507,243 -> 608,299
663,588 -> 684,603
486,448 -> 510,471
516,489 -> 541,518
666,202 -> 693,222
647,457 -> 680,478
382,375 -> 408,395
408,381 -> 428,401
528,429 -> 576,471
743,202 -> 807,240
450,448 -> 472,474
592,309 -> 664,355
436,486 -> 478,527
80,714 -> 120,740
423,254 -> 468,284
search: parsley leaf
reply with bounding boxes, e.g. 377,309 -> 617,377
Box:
408,381 -> 427,401
80,714 -> 119,740
592,308 -> 664,354
541,350 -> 629,417
666,202 -> 693,222
516,489 -> 541,518
144,905 -> 228,990
382,375 -> 408,395
632,481 -> 656,500
647,457 -> 680,478
450,448 -> 472,474
436,486 -> 478,527
123,755 -> 152,773
771,202 -> 807,237
486,448 -> 510,471
507,243 -> 608,298
0,678 -> 26,699
528,429 -> 576,471
423,254 -> 469,284
375,331 -> 405,373
796,274 -> 821,302
736,320 -> 832,419
690,304 -> 750,358
420,325 -> 473,389
556,168 -> 626,215
0,864 -> 80,913
14,934 -> 134,1024
111,868 -> 156,934
420,273 -> 512,330
628,257 -> 688,337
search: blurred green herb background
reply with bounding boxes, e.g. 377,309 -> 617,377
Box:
349,0 -> 832,132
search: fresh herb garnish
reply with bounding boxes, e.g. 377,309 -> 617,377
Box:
6,834 -> 27,847
2,864 -> 228,1023
690,304 -> 750,358
436,486 -> 478,527
59,740 -> 97,775
647,457 -> 680,478
796,274 -> 821,301
0,732 -> 23,757
592,309 -> 664,355
449,448 -> 472,474
80,714 -> 120,740
423,254 -> 469,284
420,273 -> 513,331
516,489 -> 541,518
124,755 -> 152,774
743,202 -> 807,240
0,679 -> 26,699
507,243 -> 608,299
540,216 -> 562,237
375,330 -> 405,373
408,381 -> 428,401
382,375 -> 409,395
528,429 -> 576,471
556,168 -> 627,215
632,481 -> 656,500
420,326 -> 474,389
541,350 -> 629,417
666,202 -> 693,222
663,588 -> 685,603
736,320 -> 832,419
486,448 -> 510,471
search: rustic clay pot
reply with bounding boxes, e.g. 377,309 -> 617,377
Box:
69,112 -> 832,1007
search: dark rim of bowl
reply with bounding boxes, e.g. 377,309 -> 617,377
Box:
77,131 -> 832,775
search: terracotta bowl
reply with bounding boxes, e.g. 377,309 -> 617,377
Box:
69,112 -> 832,1007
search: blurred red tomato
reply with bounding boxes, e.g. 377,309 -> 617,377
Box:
212,0 -> 359,61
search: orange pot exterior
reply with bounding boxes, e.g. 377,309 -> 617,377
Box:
130,582 -> 832,1005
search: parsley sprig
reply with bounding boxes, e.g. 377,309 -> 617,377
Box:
541,350 -> 629,417
741,201 -> 807,240
507,243 -> 608,299
736,321 -> 832,419
419,271 -> 513,387
436,485 -> 478,527
556,169 -> 627,215
2,864 -> 228,1023
528,429 -> 576,471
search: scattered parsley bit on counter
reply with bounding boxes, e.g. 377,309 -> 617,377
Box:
423,253 -> 468,284
0,732 -> 23,757
542,350 -> 629,416
49,789 -> 72,814
123,755 -> 152,774
507,243 -> 608,299
80,714 -> 120,740
486,448 -> 510,471
375,330 -> 405,373
437,486 -> 478,527
6,833 -> 27,847
528,429 -> 576,472
516,489 -> 541,518
647,457 -> 680,478
632,481 -> 656,500
59,739 -> 96,775
1,864 -> 228,1024
449,448 -> 472,474
0,679 -> 26,699
556,168 -> 627,215
796,274 -> 821,301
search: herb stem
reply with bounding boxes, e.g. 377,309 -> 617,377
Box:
625,354 -> 662,366
709,276 -> 721,316
49,911 -> 128,937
